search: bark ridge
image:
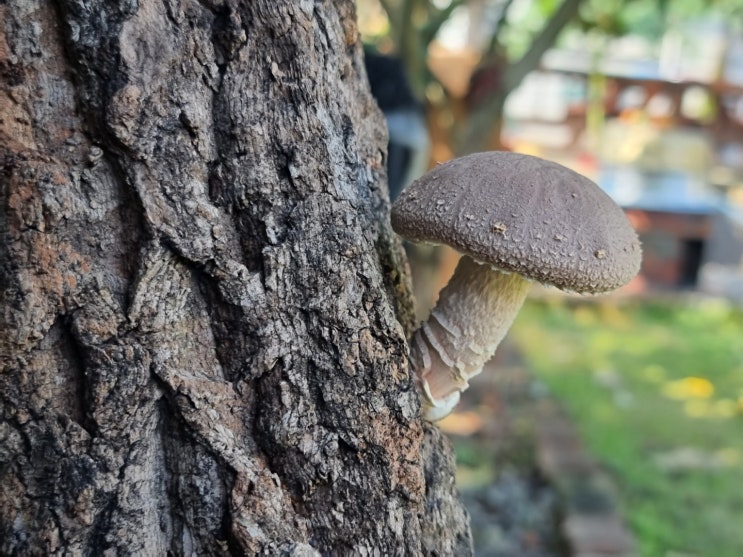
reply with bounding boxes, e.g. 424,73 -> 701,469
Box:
0,1 -> 471,554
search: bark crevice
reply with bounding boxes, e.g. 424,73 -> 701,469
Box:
1,0 -> 472,553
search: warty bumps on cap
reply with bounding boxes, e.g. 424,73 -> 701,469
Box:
391,152 -> 641,294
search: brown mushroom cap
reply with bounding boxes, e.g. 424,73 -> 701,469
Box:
391,152 -> 642,293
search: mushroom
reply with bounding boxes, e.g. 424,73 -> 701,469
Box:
391,152 -> 642,421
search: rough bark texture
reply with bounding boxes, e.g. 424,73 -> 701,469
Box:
0,1 -> 471,554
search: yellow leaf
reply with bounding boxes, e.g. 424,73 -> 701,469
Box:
711,399 -> 738,419
662,377 -> 715,400
684,399 -> 710,418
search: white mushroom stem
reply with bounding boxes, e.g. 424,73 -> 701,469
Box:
409,255 -> 532,421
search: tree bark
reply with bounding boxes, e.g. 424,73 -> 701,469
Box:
0,1 -> 471,554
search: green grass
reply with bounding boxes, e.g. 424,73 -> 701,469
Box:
509,297 -> 743,557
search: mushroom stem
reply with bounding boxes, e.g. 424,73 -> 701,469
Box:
409,255 -> 532,420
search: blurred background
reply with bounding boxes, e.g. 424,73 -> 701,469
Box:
359,1 -> 743,555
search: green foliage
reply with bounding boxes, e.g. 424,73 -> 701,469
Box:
568,0 -> 743,41
510,298 -> 743,557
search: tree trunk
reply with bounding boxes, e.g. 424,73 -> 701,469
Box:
0,1 -> 471,554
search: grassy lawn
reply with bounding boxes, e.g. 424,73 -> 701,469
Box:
509,297 -> 743,557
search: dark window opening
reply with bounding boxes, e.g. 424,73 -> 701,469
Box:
680,239 -> 705,287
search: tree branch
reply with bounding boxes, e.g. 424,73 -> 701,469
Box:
484,0 -> 516,57
422,0 -> 468,47
378,0 -> 400,32
503,0 -> 583,94
458,0 -> 585,153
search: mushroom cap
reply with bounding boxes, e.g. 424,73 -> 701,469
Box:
391,152 -> 641,293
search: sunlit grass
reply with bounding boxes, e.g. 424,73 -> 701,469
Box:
509,297 -> 743,557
